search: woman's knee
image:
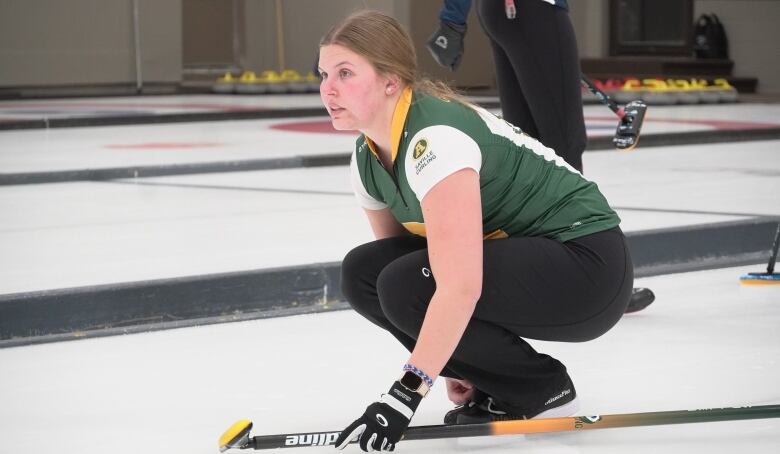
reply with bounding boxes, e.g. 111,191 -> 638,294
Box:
340,242 -> 378,311
341,237 -> 429,310
376,254 -> 434,335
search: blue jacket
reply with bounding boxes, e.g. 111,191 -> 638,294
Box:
440,0 -> 569,25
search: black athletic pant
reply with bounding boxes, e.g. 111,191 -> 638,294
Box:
340,227 -> 633,414
476,0 -> 587,172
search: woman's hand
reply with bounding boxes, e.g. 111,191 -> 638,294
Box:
335,380 -> 423,451
445,377 -> 474,405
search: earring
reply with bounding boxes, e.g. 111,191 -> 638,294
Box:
386,88 -> 393,95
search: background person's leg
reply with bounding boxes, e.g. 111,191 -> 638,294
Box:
476,0 -> 586,172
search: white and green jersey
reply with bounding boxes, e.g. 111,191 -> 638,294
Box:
350,88 -> 619,242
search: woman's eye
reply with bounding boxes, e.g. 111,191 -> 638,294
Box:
339,69 -> 351,78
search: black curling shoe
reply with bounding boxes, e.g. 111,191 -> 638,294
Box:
625,287 -> 655,313
444,378 -> 579,425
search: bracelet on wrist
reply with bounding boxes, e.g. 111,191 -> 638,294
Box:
402,363 -> 434,388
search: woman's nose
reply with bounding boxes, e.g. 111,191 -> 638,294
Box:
320,78 -> 335,96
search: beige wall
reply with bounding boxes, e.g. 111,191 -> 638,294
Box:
243,0 -> 402,76
0,0 -> 180,87
694,0 -> 780,93
239,0 -> 494,88
568,0 -> 609,59
568,0 -> 780,94
1,0 -> 778,94
406,0 -> 495,88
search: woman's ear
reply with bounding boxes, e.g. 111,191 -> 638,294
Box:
385,76 -> 401,96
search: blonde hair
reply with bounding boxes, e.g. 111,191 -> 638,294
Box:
320,10 -> 467,103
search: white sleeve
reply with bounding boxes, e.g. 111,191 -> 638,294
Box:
404,125 -> 481,201
350,152 -> 387,210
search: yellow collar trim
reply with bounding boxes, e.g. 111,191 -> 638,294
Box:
365,137 -> 379,157
364,86 -> 412,163
389,87 -> 413,163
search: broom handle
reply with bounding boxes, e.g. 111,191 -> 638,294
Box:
245,404 -> 780,449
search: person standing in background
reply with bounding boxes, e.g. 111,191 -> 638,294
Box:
428,0 -> 585,171
427,0 -> 655,315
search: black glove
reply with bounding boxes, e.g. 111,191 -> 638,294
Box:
335,381 -> 423,452
426,21 -> 467,71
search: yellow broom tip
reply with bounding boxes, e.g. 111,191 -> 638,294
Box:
219,419 -> 253,452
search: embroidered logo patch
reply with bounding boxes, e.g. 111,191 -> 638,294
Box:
412,139 -> 428,160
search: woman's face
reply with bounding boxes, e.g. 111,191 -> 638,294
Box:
318,44 -> 390,132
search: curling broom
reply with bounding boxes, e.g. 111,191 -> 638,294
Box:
740,221 -> 780,284
219,404 -> 780,451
